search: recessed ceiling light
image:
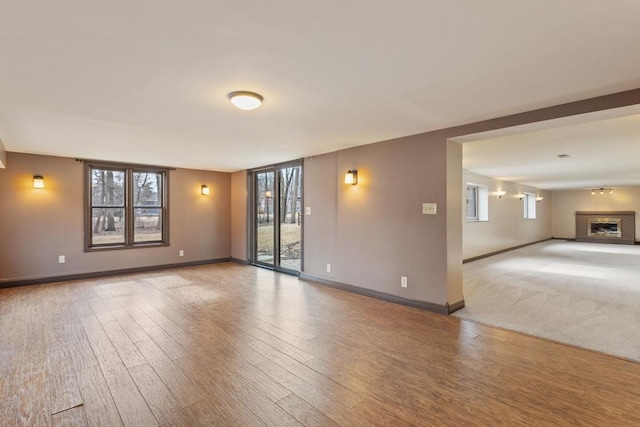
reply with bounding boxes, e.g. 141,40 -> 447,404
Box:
557,154 -> 570,158
228,91 -> 263,110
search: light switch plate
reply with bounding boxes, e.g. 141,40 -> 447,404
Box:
422,203 -> 437,215
305,207 -> 311,215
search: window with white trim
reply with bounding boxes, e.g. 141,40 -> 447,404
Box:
466,183 -> 489,221
523,192 -> 536,219
466,185 -> 478,221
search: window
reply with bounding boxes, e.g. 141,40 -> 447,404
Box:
466,183 -> 489,221
523,192 -> 536,219
85,163 -> 168,250
466,186 -> 478,220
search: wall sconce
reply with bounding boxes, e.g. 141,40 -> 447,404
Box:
33,175 -> 44,189
344,170 -> 358,185
518,194 -> 524,200
496,191 -> 506,199
536,196 -> 544,203
201,185 -> 210,195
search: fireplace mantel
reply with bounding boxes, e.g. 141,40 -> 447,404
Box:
575,211 -> 635,245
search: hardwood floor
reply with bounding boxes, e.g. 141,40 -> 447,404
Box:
1,262 -> 639,426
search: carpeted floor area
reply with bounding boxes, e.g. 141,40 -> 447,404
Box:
454,240 -> 640,362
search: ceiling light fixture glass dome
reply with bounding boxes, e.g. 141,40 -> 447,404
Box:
228,91 -> 263,110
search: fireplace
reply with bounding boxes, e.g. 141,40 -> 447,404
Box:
576,211 -> 635,245
587,217 -> 621,238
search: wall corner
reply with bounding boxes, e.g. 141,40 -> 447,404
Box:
231,170 -> 248,261
446,139 -> 464,304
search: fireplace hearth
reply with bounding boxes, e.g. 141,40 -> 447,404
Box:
576,211 -> 635,245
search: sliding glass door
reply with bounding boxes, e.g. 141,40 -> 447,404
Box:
278,165 -> 302,272
252,162 -> 302,274
255,170 -> 275,266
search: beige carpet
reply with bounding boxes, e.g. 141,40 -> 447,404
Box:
455,240 -> 640,362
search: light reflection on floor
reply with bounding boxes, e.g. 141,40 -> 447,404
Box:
540,263 -> 608,279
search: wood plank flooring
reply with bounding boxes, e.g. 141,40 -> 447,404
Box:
1,262 -> 639,426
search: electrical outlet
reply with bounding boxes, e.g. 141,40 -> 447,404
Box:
401,276 -> 408,288
326,263 -> 332,273
58,255 -> 65,264
179,250 -> 184,257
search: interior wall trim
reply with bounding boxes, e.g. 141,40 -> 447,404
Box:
463,238 -> 553,263
230,257 -> 250,265
448,299 -> 466,313
0,257 -> 231,289
299,272 -> 465,315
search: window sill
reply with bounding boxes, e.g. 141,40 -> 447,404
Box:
84,242 -> 169,252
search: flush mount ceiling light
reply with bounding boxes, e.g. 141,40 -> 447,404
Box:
227,91 -> 263,110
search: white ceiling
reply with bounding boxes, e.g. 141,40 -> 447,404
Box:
459,106 -> 640,190
1,1 -> 640,174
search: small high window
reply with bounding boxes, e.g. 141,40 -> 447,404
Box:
523,192 -> 536,219
466,183 -> 489,222
466,186 -> 478,221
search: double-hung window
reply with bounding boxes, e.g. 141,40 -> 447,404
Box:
85,163 -> 168,250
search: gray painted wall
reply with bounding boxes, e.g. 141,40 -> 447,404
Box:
0,152 -> 231,283
446,140 -> 463,303
231,170 -> 248,261
302,153 -> 338,278
304,133 -> 456,305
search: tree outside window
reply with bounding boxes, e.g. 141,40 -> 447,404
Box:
86,163 -> 168,250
